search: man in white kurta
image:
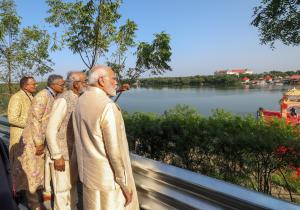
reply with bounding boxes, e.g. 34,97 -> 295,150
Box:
73,65 -> 139,210
45,72 -> 87,210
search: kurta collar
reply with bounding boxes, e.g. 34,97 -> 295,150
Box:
46,87 -> 56,98
87,86 -> 107,96
21,89 -> 33,100
87,86 -> 115,103
67,89 -> 78,98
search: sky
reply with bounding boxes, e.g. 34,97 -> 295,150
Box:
14,0 -> 300,79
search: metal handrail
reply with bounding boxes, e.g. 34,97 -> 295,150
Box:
0,116 -> 9,147
1,117 -> 300,210
131,154 -> 300,210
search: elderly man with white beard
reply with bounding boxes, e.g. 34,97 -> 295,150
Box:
45,71 -> 87,210
72,65 -> 139,210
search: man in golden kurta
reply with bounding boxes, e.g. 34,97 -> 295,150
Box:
7,76 -> 37,203
8,76 -> 37,151
15,75 -> 64,210
73,65 -> 139,210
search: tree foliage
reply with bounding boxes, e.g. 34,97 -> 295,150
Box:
139,75 -> 240,87
128,32 -> 172,82
46,0 -> 121,70
0,0 -> 54,93
252,0 -> 300,47
46,0 -> 172,82
107,18 -> 138,81
138,69 -> 300,87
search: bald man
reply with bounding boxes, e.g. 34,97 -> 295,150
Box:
73,65 -> 139,210
45,71 -> 87,210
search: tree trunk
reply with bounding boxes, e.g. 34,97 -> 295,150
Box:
8,59 -> 12,95
7,33 -> 13,95
6,47 -> 13,95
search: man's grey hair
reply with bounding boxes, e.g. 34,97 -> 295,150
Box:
88,65 -> 111,85
47,74 -> 63,86
65,71 -> 85,90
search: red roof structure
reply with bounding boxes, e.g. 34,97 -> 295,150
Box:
265,75 -> 272,81
289,75 -> 300,80
242,77 -> 249,81
230,69 -> 247,74
214,68 -> 253,76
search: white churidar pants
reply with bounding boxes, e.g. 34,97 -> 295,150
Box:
45,154 -> 78,210
83,184 -> 126,210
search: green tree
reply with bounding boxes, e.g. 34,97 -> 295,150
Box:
0,0 -> 54,94
108,19 -> 137,81
46,0 -> 172,82
252,0 -> 300,47
126,31 -> 172,83
269,70 -> 288,77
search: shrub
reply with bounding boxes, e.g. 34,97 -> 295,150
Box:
123,105 -> 300,202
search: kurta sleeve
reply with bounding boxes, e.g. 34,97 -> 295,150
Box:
31,91 -> 48,146
46,98 -> 67,160
101,103 -> 130,192
7,94 -> 27,128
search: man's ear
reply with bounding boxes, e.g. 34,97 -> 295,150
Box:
98,77 -> 104,86
49,84 -> 55,90
72,81 -> 77,88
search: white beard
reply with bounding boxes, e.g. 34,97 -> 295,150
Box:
108,89 -> 117,97
107,85 -> 117,97
103,78 -> 117,97
79,87 -> 87,95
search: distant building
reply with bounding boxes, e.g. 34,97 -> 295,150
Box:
289,75 -> 300,80
214,68 -> 253,76
286,75 -> 300,84
256,79 -> 267,86
265,75 -> 273,82
242,77 -> 250,83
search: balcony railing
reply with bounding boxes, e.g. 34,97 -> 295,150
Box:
1,116 -> 300,210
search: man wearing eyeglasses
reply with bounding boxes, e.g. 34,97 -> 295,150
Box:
15,74 -> 64,210
45,71 -> 87,210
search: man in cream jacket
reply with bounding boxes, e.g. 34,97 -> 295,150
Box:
45,71 -> 87,210
73,65 -> 139,210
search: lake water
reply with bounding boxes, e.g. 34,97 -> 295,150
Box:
117,85 -> 296,116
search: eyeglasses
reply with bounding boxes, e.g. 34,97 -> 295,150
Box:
75,80 -> 88,84
54,83 -> 65,87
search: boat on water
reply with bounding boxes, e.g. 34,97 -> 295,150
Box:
258,87 -> 300,125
